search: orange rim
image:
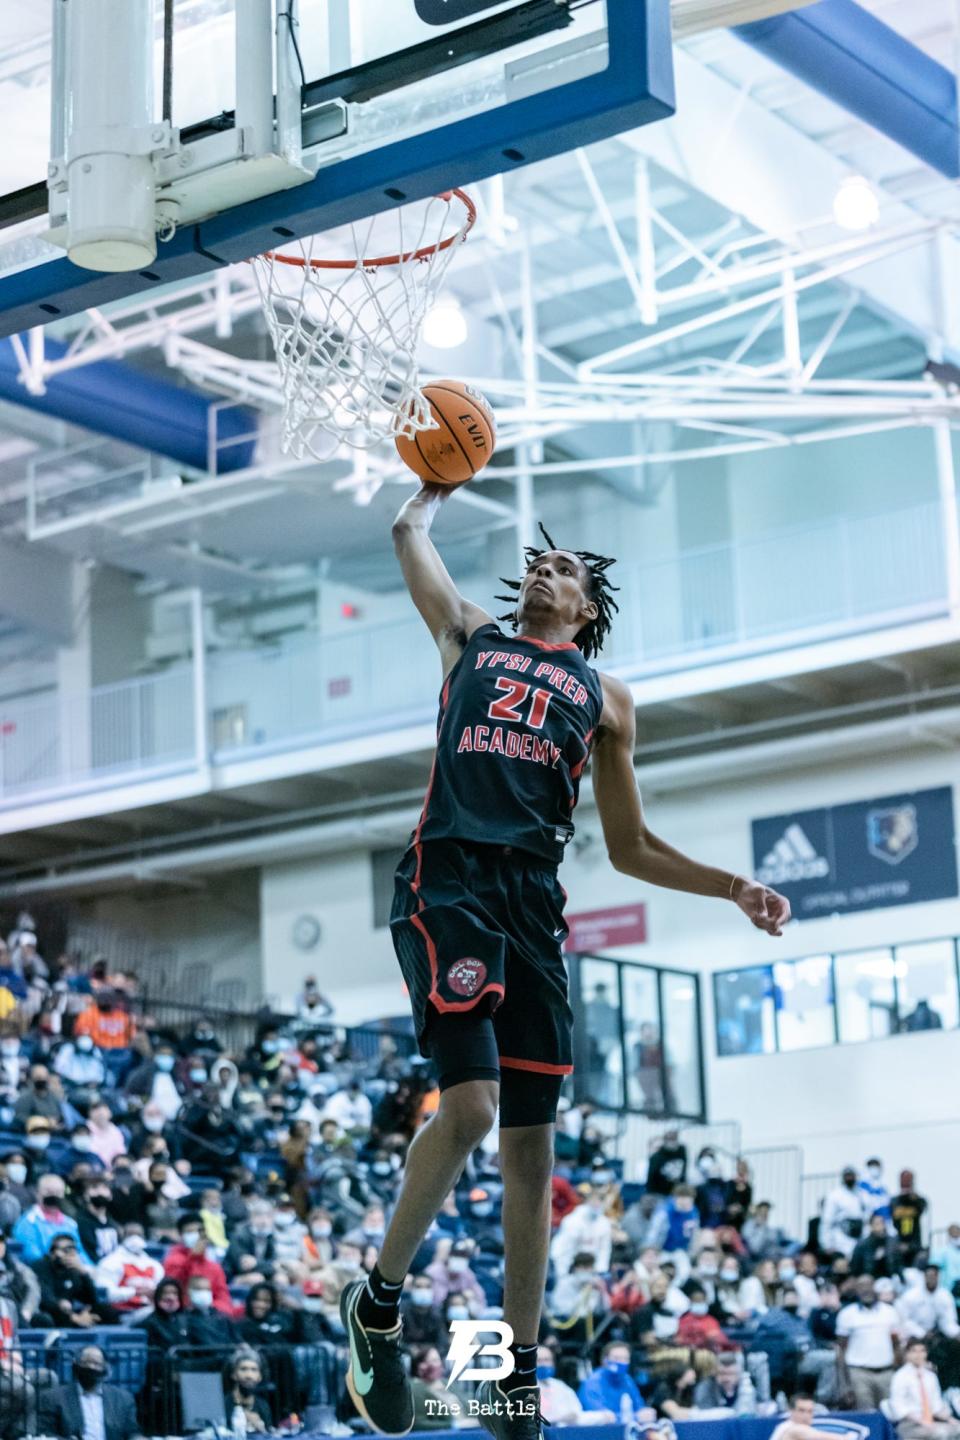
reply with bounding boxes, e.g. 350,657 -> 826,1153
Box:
260,189 -> 476,271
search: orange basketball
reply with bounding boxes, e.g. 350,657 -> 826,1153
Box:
396,380 -> 496,485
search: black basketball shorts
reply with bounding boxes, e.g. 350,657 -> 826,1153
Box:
390,838 -> 574,1080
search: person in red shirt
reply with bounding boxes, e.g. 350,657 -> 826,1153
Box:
552,1174 -> 580,1230
677,1281 -> 736,1351
163,1215 -> 235,1315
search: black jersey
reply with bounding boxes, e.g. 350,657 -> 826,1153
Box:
414,622 -> 605,865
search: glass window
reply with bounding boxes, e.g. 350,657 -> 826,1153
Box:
662,972 -> 702,1117
579,958 -> 623,1108
713,968 -> 775,1057
774,955 -> 835,1051
895,940 -> 959,1032
835,948 -> 897,1042
622,966 -> 664,1113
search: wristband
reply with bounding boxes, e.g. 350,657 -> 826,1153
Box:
729,874 -> 743,901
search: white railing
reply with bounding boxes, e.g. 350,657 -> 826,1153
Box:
0,668 -> 195,801
0,501 -> 953,807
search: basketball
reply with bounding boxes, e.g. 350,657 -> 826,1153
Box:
396,380 -> 497,485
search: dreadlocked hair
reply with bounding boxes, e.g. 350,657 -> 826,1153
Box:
496,522 -> 620,661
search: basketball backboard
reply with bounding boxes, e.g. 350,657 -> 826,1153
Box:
0,0 -> 673,334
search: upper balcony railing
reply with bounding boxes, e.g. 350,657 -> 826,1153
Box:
0,500 -> 952,806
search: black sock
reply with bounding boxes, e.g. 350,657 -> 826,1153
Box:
502,1343 -> 538,1394
356,1263 -> 404,1328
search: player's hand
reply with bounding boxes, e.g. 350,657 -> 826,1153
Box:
734,879 -> 791,935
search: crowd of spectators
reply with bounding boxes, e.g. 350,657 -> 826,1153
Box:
1,918 -> 959,1440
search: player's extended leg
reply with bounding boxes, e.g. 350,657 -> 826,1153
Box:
476,1069 -> 562,1440
378,1076 -> 499,1280
342,1013 -> 501,1437
500,1121 -> 554,1340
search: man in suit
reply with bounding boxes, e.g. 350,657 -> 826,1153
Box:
38,1345 -> 145,1440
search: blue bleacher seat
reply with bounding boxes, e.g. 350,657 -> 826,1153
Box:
0,1129 -> 24,1156
18,1326 -> 148,1392
184,1173 -> 224,1193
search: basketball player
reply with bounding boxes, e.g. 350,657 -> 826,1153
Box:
341,484 -> 791,1440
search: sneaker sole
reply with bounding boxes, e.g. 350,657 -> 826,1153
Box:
343,1283 -> 414,1438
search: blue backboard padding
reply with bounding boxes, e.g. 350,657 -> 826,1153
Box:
0,335 -> 257,472
0,0 -> 674,336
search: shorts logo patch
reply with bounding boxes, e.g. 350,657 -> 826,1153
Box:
448,958 -> 488,996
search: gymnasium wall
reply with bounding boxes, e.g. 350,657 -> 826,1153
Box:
256,739 -> 960,1222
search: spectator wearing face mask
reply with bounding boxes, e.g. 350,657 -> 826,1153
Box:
692,1246 -> 722,1302
402,1274 -> 449,1348
176,1095 -> 243,1170
271,1194 -> 307,1270
693,1350 -> 754,1411
821,1168 -> 869,1259
551,1186 -> 613,1276
408,1344 -> 471,1430
302,1207 -> 335,1270
322,1078 -> 372,1134
538,1343 -> 615,1425
227,1201 -> 279,1285
14,1173 -> 94,1265
14,1065 -> 63,1128
125,1043 -> 185,1121
579,1341 -> 644,1416
1,1151 -> 30,1208
366,1148 -> 402,1203
466,1186 -> 504,1255
677,1282 -> 735,1351
54,1033 -> 106,1089
184,1276 -> 238,1347
75,1181 -> 119,1262
164,1215 -> 234,1313
344,1202 -> 387,1252
180,1017 -> 223,1059
425,1239 -> 487,1311
33,1232 -> 120,1327
20,1116 -> 55,1178
0,1029 -> 25,1090
860,1158 -> 893,1221
95,1222 -> 164,1313
85,1102 -> 127,1168
695,1150 -> 729,1230
74,991 -> 136,1050
61,1124 -> 107,1178
38,1342 -> 144,1440
247,1029 -> 285,1082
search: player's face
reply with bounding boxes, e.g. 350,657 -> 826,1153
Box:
520,550 -> 597,629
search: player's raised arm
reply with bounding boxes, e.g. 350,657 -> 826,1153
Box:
392,485 -> 492,661
592,674 -> 791,936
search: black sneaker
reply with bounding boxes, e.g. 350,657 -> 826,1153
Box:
475,1380 -> 543,1440
340,1278 -> 414,1436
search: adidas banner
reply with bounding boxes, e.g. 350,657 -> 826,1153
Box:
751,786 -> 958,919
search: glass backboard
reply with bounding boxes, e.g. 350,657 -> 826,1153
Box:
0,0 -> 673,333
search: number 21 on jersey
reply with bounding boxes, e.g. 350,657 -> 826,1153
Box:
488,677 -> 553,730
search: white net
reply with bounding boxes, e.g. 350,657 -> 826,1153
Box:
251,191 -> 475,458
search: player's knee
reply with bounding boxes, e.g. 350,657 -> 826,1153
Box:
501,1128 -> 554,1188
439,1080 -> 498,1150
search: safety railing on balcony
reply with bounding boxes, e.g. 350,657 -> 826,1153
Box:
0,500 -> 954,806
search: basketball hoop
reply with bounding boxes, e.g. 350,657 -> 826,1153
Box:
251,190 -> 477,458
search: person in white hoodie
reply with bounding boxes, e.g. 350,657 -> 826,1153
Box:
95,1223 -> 164,1315
550,1187 -> 612,1276
821,1168 -> 868,1258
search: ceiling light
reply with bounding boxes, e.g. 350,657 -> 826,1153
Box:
423,299 -> 469,350
833,176 -> 879,231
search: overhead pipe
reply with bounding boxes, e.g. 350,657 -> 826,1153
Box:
735,0 -> 960,180
0,336 -> 256,473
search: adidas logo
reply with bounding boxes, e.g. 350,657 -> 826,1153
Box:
757,822 -> 830,885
